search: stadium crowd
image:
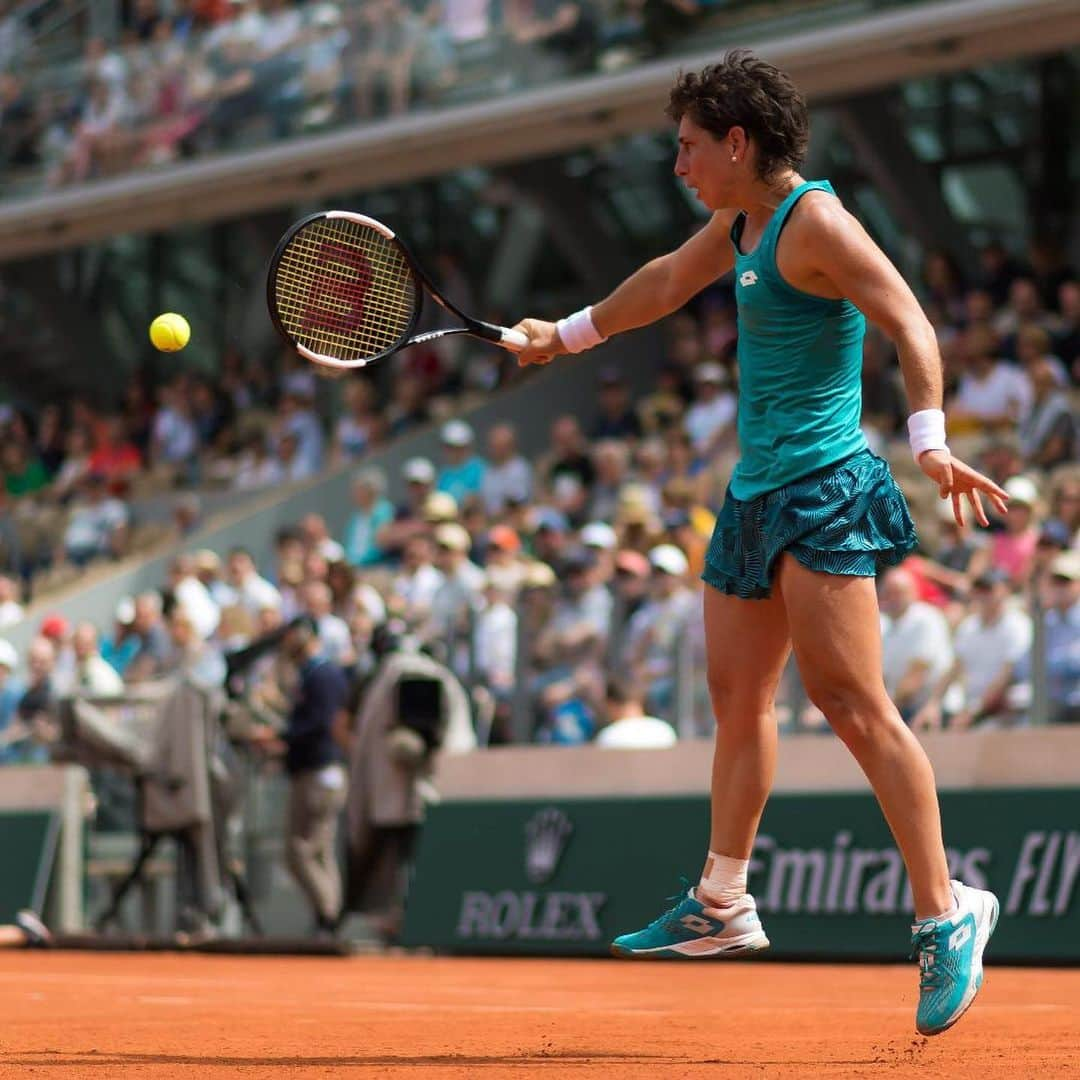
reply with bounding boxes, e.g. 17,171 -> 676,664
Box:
1,236 -> 1078,759
0,0 -> 749,188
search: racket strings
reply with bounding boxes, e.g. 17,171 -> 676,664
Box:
274,218 -> 418,362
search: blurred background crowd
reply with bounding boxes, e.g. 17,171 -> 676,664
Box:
0,0 -> 767,191
1,230 -> 1078,761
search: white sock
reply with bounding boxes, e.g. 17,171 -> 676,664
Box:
698,851 -> 749,908
918,885 -> 960,924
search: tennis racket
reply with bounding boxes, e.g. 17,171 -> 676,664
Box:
266,211 -> 528,370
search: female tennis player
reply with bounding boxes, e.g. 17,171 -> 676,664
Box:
512,50 -> 1007,1036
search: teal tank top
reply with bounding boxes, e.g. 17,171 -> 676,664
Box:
728,179 -> 867,501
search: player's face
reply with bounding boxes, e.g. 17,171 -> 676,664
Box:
675,117 -> 733,210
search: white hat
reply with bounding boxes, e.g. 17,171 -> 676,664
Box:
434,523 -> 471,553
1004,475 -> 1039,507
423,491 -> 459,522
310,3 -> 341,25
402,457 -> 436,484
115,596 -> 136,624
0,639 -> 16,669
581,522 -> 617,550
694,362 -> 726,384
441,419 -> 474,447
649,543 -> 689,577
1050,550 -> 1080,582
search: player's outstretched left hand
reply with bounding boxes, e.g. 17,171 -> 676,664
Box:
918,449 -> 1009,527
511,318 -> 564,367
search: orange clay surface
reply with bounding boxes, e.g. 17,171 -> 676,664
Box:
0,953 -> 1078,1078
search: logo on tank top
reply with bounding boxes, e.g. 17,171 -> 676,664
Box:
739,270 -> 758,287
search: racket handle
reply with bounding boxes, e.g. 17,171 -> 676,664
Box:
499,327 -> 529,352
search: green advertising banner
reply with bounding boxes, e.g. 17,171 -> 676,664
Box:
401,790 -> 1080,961
0,810 -> 59,924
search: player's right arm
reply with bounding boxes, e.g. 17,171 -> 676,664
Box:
513,210 -> 737,366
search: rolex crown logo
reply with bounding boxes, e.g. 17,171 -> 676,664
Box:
524,808 -> 573,884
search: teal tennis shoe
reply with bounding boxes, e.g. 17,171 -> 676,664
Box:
911,880 -> 999,1036
611,884 -> 770,959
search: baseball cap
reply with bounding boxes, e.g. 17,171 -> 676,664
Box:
1004,475 -> 1039,507
402,457 -> 435,485
533,507 -> 569,534
521,560 -> 557,589
972,567 -> 1011,590
614,550 -> 650,578
39,614 -> 70,640
561,547 -> 597,574
423,491 -> 459,523
434,523 -> 471,553
0,640 -> 17,669
115,596 -> 136,625
487,525 -> 521,553
441,419 -> 474,447
581,522 -> 617,550
1049,550 -> 1080,582
194,549 -> 221,573
1038,520 -> 1072,549
649,544 -> 689,577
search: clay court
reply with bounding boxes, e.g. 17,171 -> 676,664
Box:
0,953 -> 1077,1078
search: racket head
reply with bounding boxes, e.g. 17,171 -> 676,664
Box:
267,211 -> 422,369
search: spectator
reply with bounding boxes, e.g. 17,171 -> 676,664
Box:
529,507 -> 570,568
277,391 -> 324,478
878,567 -> 954,722
172,493 -> 203,538
51,427 -> 94,503
344,467 -> 394,567
164,606 -> 226,688
62,473 -> 129,567
427,522 -> 485,664
995,276 -> 1061,346
385,373 -> 431,439
580,521 -> 617,583
71,622 -> 125,696
2,441 -> 49,499
39,614 -> 75,696
683,362 -> 736,456
15,637 -> 57,763
355,0 -> 423,117
534,546 -> 611,672
88,415 -> 143,494
302,580 -> 352,663
948,323 -> 1031,434
591,367 -> 642,440
436,420 -> 486,505
1033,551 -> 1079,724
588,440 -> 631,523
623,544 -> 694,715
150,380 -> 198,472
594,676 -> 676,749
483,524 -> 525,596
0,639 -> 24,764
914,569 -> 1032,731
1055,279 -> 1080,376
480,423 -> 532,516
0,574 -> 22,628
473,573 -> 518,701
233,432 -> 284,490
226,547 -> 282,614
168,553 -> 220,641
124,592 -> 173,681
101,597 -> 141,676
637,363 -> 687,436
193,549 -> 238,608
332,379 -> 381,464
541,415 -> 594,493
984,476 -> 1041,586
1019,358 -> 1077,470
299,512 -> 345,563
391,535 -> 444,627
376,457 -> 436,558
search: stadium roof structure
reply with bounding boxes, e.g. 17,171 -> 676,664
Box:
0,0 -> 1075,261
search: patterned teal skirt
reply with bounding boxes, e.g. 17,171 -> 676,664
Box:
702,449 -> 918,600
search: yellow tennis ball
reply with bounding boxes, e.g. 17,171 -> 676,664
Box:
149,313 -> 191,352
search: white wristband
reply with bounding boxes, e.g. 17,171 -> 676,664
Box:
908,408 -> 948,462
556,306 -> 606,354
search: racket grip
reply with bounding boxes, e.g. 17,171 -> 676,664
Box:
499,327 -> 528,352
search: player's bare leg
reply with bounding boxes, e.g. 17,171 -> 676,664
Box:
703,585 -> 791,864
611,586 -> 788,958
777,555 -> 952,917
779,555 -> 998,1034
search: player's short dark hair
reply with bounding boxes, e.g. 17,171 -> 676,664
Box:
667,50 -> 809,180
605,676 -> 643,707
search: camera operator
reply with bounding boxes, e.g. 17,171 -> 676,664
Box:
249,616 -> 349,938
344,621 -> 476,943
